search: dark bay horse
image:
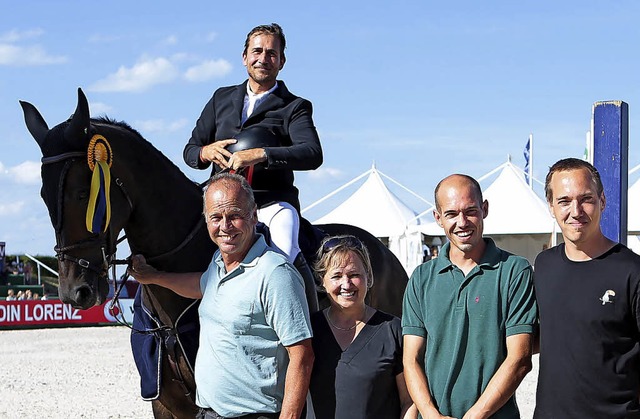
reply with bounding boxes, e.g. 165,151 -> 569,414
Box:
20,88 -> 409,419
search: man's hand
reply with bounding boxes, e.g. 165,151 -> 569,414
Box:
423,411 -> 456,419
462,333 -> 533,419
127,254 -> 204,299
403,335 -> 456,419
127,254 -> 158,285
228,148 -> 267,171
200,139 -> 237,168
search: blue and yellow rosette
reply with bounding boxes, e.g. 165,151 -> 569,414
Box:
86,135 -> 113,233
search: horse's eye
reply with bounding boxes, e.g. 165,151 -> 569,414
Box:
78,190 -> 89,200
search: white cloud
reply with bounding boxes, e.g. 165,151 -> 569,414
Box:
0,29 -> 44,42
308,167 -> 345,180
184,59 -> 232,82
171,52 -> 190,62
205,32 -> 218,43
0,201 -> 25,216
89,57 -> 179,93
8,161 -> 41,185
135,118 -> 189,133
162,35 -> 178,46
88,33 -> 124,43
0,44 -> 67,66
89,101 -> 114,115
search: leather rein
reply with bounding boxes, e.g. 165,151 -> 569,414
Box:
41,151 -> 131,276
40,149 -> 204,313
43,149 -> 203,399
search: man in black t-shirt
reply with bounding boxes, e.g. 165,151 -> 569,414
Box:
534,158 -> 640,418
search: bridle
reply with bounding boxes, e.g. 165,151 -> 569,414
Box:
41,150 -> 201,401
41,150 -> 132,276
41,144 -> 204,327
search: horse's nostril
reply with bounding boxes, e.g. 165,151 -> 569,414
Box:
74,285 -> 93,307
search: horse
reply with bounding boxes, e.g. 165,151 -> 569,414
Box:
20,88 -> 409,419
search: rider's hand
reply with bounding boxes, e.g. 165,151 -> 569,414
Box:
127,254 -> 159,285
200,139 -> 237,169
228,148 -> 267,171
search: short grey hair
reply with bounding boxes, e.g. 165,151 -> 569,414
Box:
202,172 -> 256,214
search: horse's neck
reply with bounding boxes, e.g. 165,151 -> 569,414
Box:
110,137 -> 210,324
113,138 -> 211,271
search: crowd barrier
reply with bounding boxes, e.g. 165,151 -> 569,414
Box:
0,298 -> 134,328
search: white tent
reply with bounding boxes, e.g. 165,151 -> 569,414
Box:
311,167 -> 420,237
415,159 -> 557,264
303,164 -> 432,273
482,161 -> 555,235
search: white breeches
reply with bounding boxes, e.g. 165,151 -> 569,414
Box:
257,201 -> 300,264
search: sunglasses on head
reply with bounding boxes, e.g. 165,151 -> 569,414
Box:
321,236 -> 366,254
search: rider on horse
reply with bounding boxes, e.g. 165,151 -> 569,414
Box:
183,23 -> 322,311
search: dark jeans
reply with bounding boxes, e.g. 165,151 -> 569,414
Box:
196,408 -> 279,419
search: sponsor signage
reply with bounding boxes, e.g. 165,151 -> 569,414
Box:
0,298 -> 134,328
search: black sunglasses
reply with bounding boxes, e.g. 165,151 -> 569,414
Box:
321,236 -> 366,254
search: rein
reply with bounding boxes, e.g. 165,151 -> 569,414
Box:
107,216 -> 205,332
43,141 -> 202,400
42,147 -> 202,325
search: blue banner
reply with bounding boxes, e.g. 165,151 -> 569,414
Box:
523,138 -> 531,185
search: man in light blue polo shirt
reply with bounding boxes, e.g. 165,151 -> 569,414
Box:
402,174 -> 537,418
129,172 -> 313,419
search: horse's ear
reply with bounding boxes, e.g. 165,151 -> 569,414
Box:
19,100 -> 49,150
64,88 -> 91,146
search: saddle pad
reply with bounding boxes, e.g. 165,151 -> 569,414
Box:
130,288 -> 200,400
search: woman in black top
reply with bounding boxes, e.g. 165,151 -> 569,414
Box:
309,235 -> 416,419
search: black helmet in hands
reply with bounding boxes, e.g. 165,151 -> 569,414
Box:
227,125 -> 280,153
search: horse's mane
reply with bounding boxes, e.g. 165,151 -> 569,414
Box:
92,116 -> 192,182
94,116 -> 137,134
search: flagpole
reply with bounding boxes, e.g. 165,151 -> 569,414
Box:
587,107 -> 594,164
528,133 -> 533,189
584,130 -> 592,163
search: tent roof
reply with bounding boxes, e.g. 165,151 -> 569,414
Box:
310,166 -> 430,237
417,161 -> 556,236
482,161 -> 555,234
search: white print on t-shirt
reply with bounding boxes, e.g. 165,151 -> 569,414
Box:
599,290 -> 616,305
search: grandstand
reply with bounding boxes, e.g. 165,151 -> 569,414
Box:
1,243 -> 58,299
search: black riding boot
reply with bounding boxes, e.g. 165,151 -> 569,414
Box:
293,253 -> 319,313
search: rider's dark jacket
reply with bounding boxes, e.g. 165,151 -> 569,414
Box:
183,80 -> 323,212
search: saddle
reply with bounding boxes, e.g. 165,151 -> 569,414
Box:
256,218 -> 324,265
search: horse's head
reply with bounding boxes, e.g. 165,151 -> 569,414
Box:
20,88 -> 131,309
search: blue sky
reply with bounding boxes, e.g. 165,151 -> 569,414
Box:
1,0 -> 639,255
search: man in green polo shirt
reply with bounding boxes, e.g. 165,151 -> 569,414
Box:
402,174 -> 537,418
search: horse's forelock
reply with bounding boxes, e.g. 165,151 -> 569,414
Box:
37,123 -> 77,157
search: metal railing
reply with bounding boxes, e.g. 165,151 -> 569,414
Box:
23,253 -> 58,285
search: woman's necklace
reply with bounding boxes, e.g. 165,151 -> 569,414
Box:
326,306 -> 367,332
